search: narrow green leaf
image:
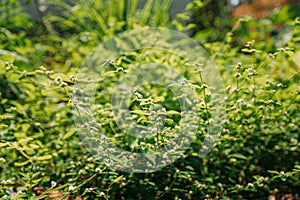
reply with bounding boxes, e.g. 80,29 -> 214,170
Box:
112,175 -> 124,184
268,170 -> 280,174
35,155 -> 52,161
0,142 -> 8,148
166,110 -> 181,115
63,129 -> 77,140
18,137 -> 34,144
130,110 -> 149,116
241,48 -> 252,53
14,160 -> 30,167
228,153 -> 247,160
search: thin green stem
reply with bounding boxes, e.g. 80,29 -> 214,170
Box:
123,0 -> 128,30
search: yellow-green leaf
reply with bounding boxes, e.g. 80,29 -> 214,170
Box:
131,110 -> 149,116
14,160 -> 30,167
29,144 -> 40,149
166,110 -> 181,115
63,129 -> 77,140
18,137 -> 34,144
228,153 -> 247,160
112,175 -> 124,184
36,155 -> 52,161
0,142 -> 8,148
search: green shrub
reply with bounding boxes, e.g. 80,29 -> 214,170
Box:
0,1 -> 300,199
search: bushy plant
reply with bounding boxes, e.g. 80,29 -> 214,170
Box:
0,0 -> 300,199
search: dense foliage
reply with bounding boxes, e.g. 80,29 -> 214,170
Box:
0,0 -> 300,199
